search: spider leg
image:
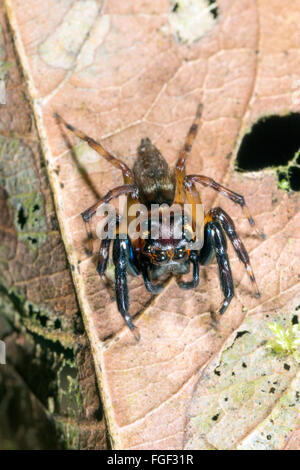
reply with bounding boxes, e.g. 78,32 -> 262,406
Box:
184,175 -> 261,234
55,113 -> 134,184
208,207 -> 260,297
82,184 -> 138,222
126,238 -> 140,277
184,179 -> 203,243
174,103 -> 203,204
81,184 -> 137,255
84,220 -> 94,256
113,234 -> 140,340
140,262 -> 166,294
55,114 -> 139,253
97,213 -> 121,276
97,238 -> 111,276
208,221 -> 234,315
176,251 -> 199,290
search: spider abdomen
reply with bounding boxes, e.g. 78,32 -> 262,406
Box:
133,138 -> 175,207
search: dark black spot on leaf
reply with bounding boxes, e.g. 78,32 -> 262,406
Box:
17,206 -> 27,229
236,330 -> 250,339
172,2 -> 179,12
208,0 -> 219,19
212,413 -> 220,421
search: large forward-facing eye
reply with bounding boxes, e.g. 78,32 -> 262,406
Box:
174,248 -> 185,259
155,252 -> 168,262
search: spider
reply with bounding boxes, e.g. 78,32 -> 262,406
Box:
56,104 -> 261,340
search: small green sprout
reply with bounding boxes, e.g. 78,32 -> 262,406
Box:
266,322 -> 300,362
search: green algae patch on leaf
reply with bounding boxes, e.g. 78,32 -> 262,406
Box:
0,136 -> 47,250
184,308 -> 300,450
266,322 -> 300,362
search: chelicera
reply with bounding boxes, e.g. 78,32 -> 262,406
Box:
56,104 -> 260,340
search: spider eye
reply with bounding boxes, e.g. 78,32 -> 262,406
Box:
155,252 -> 167,262
174,248 -> 185,259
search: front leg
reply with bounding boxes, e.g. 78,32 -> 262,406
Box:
97,238 -> 111,276
208,221 -> 234,315
176,251 -> 199,290
82,184 -> 138,222
97,213 -> 122,276
209,207 -> 260,297
113,235 -> 140,340
140,261 -> 166,294
184,174 -> 260,233
82,185 -> 138,256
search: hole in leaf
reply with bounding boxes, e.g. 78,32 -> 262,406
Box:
208,0 -> 219,18
288,166 -> 300,191
236,114 -> 300,191
237,114 -> 300,170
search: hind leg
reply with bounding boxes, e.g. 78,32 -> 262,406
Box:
55,113 -> 138,255
55,113 -> 134,184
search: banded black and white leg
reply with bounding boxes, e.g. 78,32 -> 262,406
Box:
199,206 -> 260,316
209,207 -> 260,297
200,220 -> 234,315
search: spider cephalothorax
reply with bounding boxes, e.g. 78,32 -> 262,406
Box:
56,104 -> 261,340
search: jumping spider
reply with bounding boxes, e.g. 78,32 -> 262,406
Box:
56,104 -> 260,340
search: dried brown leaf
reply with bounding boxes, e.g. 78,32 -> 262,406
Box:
4,0 -> 300,449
